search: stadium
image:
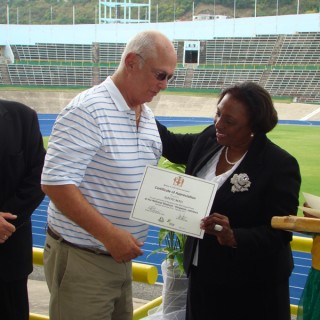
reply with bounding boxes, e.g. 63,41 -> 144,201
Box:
0,5 -> 320,319
0,12 -> 320,105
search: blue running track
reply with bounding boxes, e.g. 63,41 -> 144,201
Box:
34,114 -> 317,305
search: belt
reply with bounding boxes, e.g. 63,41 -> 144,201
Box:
47,226 -> 110,256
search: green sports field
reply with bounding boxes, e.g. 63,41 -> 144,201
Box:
157,124 -> 320,214
43,123 -> 319,214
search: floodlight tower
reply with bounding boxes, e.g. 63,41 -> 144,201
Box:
99,0 -> 151,24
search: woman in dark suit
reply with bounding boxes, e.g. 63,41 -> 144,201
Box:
0,99 -> 46,320
157,82 -> 301,320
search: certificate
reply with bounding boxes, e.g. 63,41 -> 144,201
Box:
130,165 -> 218,239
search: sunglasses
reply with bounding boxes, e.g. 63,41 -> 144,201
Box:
153,70 -> 175,83
136,53 -> 175,84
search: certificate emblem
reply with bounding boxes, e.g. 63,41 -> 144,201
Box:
173,176 -> 184,187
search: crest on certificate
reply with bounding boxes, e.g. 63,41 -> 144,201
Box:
173,176 -> 185,187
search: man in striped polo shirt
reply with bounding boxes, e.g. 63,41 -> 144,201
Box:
41,30 -> 177,320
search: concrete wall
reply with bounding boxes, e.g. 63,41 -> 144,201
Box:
1,14 -> 319,45
0,90 -> 81,114
0,88 -> 216,116
1,89 -> 319,121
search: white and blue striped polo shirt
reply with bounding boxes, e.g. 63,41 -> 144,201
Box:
41,77 -> 162,251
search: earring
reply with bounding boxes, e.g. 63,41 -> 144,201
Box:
250,133 -> 254,137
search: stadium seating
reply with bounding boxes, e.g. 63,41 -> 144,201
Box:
1,32 -> 319,103
205,35 -> 278,65
12,43 -> 93,62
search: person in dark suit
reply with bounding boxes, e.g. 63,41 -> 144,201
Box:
157,81 -> 301,320
0,99 -> 46,320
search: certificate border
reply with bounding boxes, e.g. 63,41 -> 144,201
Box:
130,165 -> 218,238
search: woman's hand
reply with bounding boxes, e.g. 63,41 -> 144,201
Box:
303,202 -> 314,218
201,213 -> 237,248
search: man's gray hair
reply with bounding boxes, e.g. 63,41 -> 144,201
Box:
120,30 -> 168,67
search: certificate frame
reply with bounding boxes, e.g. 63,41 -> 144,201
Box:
130,165 -> 218,239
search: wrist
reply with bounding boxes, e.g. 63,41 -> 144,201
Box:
230,230 -> 237,248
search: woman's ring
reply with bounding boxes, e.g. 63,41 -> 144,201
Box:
3,235 -> 8,240
213,224 -> 223,232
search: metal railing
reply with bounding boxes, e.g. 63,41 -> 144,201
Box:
30,235 -> 313,319
30,247 -> 158,320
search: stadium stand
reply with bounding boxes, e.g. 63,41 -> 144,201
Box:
265,69 -> 320,103
12,43 -> 93,62
8,64 -> 93,86
274,32 -> 320,65
191,68 -> 264,89
0,32 -> 319,103
205,35 -> 279,65
99,42 -> 126,63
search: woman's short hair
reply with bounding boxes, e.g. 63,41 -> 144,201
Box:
217,81 -> 278,134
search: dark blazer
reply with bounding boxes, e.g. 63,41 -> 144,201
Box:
157,121 -> 301,286
0,100 -> 46,282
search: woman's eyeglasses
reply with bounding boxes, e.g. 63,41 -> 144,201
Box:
136,53 -> 175,84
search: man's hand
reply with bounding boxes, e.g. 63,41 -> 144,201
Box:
102,226 -> 144,263
0,212 -> 17,244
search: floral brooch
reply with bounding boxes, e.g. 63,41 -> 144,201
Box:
230,173 -> 251,193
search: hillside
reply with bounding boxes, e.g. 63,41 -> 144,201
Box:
0,0 -> 318,25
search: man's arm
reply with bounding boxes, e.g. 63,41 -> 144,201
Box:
1,108 -> 46,227
42,184 -> 143,263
